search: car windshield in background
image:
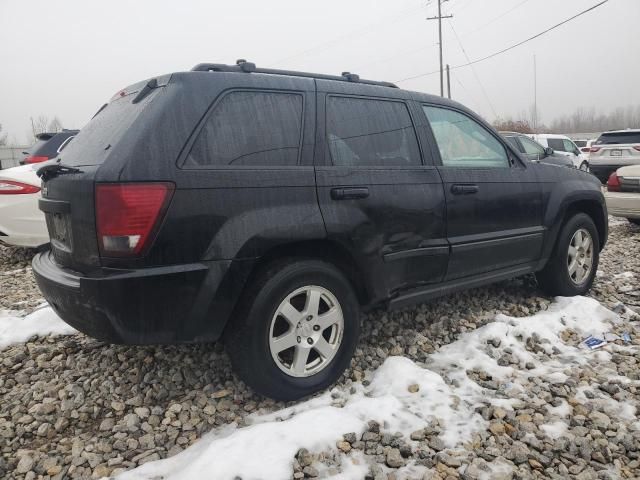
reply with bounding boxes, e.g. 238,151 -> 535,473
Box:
574,140 -> 587,148
596,132 -> 640,145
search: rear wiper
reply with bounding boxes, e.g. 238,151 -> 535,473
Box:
37,163 -> 83,182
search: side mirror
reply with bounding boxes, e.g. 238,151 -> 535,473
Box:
544,147 -> 554,157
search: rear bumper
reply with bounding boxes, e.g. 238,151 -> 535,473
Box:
32,251 -> 253,344
605,192 -> 640,219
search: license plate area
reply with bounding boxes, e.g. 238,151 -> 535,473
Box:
46,212 -> 73,255
611,149 -> 622,156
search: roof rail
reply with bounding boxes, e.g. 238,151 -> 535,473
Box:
190,59 -> 398,88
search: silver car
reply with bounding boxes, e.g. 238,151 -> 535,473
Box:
590,129 -> 640,183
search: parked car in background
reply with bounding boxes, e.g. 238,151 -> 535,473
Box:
605,165 -> 640,225
501,132 -> 575,168
531,134 -> 589,171
0,164 -> 49,248
574,139 -> 597,155
33,61 -> 607,401
590,129 -> 640,184
21,130 -> 78,165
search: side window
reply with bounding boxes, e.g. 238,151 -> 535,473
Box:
423,106 -> 509,168
547,138 -> 566,152
563,139 -> 578,154
504,136 -> 524,153
185,91 -> 303,167
519,136 -> 546,156
326,96 -> 421,167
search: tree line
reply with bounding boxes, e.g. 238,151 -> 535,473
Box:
494,104 -> 640,135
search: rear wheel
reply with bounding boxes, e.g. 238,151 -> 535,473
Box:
579,161 -> 589,172
225,259 -> 360,401
536,213 -> 599,296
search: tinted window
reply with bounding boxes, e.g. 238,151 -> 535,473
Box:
326,96 -> 421,166
574,140 -> 587,148
596,132 -> 640,145
563,139 -> 578,153
186,91 -> 303,167
424,106 -> 509,168
519,136 -> 546,156
547,138 -> 566,152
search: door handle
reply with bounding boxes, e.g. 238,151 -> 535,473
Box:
330,187 -> 370,200
451,184 -> 479,195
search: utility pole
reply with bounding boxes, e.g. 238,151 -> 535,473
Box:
446,64 -> 451,99
427,0 -> 453,97
533,55 -> 538,133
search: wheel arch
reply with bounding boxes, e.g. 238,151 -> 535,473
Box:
243,240 -> 372,307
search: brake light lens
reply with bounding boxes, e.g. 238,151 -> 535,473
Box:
0,180 -> 41,195
23,155 -> 49,164
590,147 -> 601,153
633,146 -> 640,152
96,182 -> 174,257
607,172 -> 621,192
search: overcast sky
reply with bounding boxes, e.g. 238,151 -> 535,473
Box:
0,0 -> 638,145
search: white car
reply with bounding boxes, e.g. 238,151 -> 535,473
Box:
530,134 -> 590,171
0,164 -> 49,248
605,164 -> 640,225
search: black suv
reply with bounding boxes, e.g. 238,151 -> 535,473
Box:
21,130 -> 78,165
33,61 -> 607,401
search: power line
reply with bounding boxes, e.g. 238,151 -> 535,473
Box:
459,0 -> 531,38
270,2 -> 432,67
395,0 -> 609,83
448,22 -> 497,118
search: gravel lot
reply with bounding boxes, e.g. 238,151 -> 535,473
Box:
1,220 -> 639,480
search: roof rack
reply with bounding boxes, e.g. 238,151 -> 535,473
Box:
191,59 -> 398,89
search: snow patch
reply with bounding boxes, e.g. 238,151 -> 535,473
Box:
0,306 -> 76,349
117,296 -> 622,480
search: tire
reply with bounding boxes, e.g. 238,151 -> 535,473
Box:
579,162 -> 589,172
224,259 -> 360,401
629,218 -> 640,226
536,213 -> 600,296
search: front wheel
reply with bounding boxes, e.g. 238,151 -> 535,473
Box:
579,162 -> 589,172
536,213 -> 599,296
225,259 -> 360,401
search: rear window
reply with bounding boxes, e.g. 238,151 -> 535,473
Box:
596,132 -> 640,145
574,140 -> 587,148
57,94 -> 157,167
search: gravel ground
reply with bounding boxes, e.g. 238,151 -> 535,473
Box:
1,219 -> 639,480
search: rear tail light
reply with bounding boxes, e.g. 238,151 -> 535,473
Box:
589,147 -> 601,153
607,172 -> 621,192
23,155 -> 49,164
580,147 -> 591,153
96,182 -> 174,257
633,146 -> 640,152
0,180 -> 41,195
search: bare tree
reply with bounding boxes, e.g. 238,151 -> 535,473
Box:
48,116 -> 63,133
30,115 -> 49,141
493,117 -> 533,134
549,104 -> 640,134
0,123 -> 7,146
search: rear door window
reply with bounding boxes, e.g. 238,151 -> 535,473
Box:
325,96 -> 421,167
186,91 -> 304,167
424,106 -> 509,168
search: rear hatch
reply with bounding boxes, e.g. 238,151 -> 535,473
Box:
39,76 -> 171,273
590,131 -> 640,165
